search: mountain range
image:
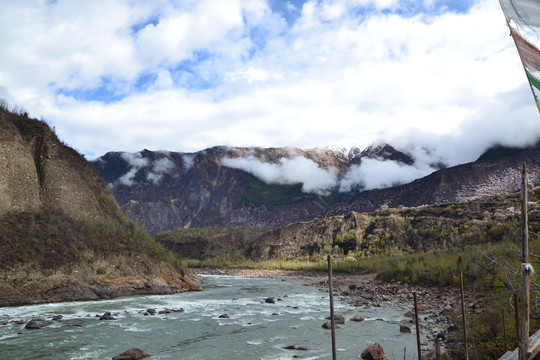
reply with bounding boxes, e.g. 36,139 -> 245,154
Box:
92,142 -> 540,236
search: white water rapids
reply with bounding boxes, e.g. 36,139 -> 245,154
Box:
0,275 -> 422,359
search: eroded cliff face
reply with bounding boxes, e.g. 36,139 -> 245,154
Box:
0,112 -> 119,222
0,109 -> 200,306
0,114 -> 42,215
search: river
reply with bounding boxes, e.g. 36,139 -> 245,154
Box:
0,275 -> 421,359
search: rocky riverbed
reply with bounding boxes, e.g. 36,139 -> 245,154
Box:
193,268 -> 488,358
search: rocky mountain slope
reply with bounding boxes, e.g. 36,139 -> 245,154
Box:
156,227 -> 270,260
0,107 -> 200,306
245,190 -> 538,261
91,144 -> 420,235
326,144 -> 540,216
93,142 -> 540,238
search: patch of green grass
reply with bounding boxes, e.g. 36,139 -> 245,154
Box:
240,176 -> 321,210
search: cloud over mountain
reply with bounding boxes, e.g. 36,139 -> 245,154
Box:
1,0 -> 539,168
222,155 -> 338,195
118,152 -> 149,186
223,149 -> 439,195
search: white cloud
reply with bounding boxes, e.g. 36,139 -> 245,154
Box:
222,151 -> 441,194
339,158 -> 435,192
135,0 -> 246,68
182,154 -> 196,172
223,155 -> 338,195
0,1 -> 144,98
146,156 -> 176,184
118,152 -> 148,186
0,0 -> 538,178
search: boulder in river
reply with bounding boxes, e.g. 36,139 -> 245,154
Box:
25,319 -> 46,330
350,316 -> 365,322
325,315 -> 345,324
99,312 -> 116,320
321,321 -> 339,329
112,348 -> 151,360
399,323 -> 414,333
284,345 -> 309,351
265,297 -> 275,304
361,343 -> 386,359
218,313 -> 230,318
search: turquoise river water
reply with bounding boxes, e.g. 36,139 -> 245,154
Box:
0,275 -> 421,359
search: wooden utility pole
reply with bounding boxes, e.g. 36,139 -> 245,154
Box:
503,308 -> 508,353
460,271 -> 469,360
414,292 -> 422,360
520,162 -> 530,360
514,292 -> 521,350
328,255 -> 337,360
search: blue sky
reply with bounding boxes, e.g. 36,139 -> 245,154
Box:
53,0 -> 480,104
0,0 -> 539,171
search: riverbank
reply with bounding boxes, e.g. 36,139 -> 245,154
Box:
0,258 -> 202,307
192,267 -> 487,356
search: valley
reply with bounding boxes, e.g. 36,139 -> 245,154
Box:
2,104 -> 540,358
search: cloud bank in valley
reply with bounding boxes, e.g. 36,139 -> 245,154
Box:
222,156 -> 339,195
147,157 -> 175,185
223,151 -> 439,195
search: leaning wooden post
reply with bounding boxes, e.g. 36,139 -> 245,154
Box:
414,292 -> 422,360
328,255 -> 337,360
520,162 -> 531,360
460,271 -> 469,360
502,308 -> 508,353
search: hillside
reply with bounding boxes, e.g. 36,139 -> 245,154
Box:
158,188 -> 538,262
156,227 -> 270,260
246,190 -> 538,261
0,105 -> 200,306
